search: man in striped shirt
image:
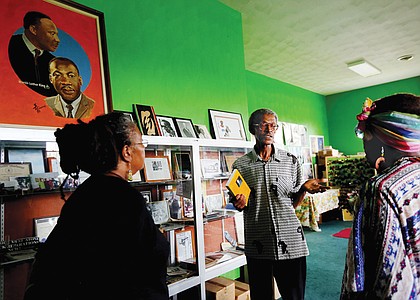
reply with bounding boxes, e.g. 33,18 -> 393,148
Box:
232,108 -> 326,300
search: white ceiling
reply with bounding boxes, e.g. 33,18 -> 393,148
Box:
219,0 -> 420,95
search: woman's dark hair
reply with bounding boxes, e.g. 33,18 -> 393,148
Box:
248,108 -> 278,135
55,112 -> 137,177
371,93 -> 420,116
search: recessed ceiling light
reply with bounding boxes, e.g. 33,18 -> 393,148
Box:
347,60 -> 381,77
397,55 -> 414,61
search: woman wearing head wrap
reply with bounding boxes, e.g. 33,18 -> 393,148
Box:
341,93 -> 420,299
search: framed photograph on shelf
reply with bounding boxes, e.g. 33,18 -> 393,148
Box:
169,195 -> 183,220
223,154 -> 241,173
310,135 -> 325,154
0,162 -> 32,181
182,197 -> 194,218
302,163 -> 314,181
34,215 -> 59,243
140,190 -> 152,203
1,0 -> 111,128
144,156 -> 172,182
173,152 -> 192,179
204,194 -> 224,213
156,115 -> 178,137
194,124 -> 212,139
208,109 -> 246,141
174,117 -> 197,138
133,104 -> 161,136
161,188 -> 176,201
146,201 -> 170,225
112,110 -> 135,122
175,229 -> 194,262
200,158 -> 221,178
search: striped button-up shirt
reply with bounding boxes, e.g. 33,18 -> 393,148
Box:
233,147 -> 309,260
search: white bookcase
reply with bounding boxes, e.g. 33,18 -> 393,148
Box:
0,127 -> 254,300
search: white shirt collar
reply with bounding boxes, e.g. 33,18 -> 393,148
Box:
22,32 -> 44,56
59,94 -> 82,118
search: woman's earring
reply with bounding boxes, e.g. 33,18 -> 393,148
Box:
375,146 -> 385,170
127,162 -> 133,181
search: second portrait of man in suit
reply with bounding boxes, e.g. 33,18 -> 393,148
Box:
45,57 -> 95,119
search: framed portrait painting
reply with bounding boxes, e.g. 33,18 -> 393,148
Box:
208,109 -> 247,141
174,117 -> 197,138
156,115 -> 178,137
194,124 -> 212,139
143,156 -> 173,182
0,0 -> 112,127
133,104 -> 161,136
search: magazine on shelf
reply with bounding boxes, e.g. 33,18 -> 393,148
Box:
226,169 -> 250,206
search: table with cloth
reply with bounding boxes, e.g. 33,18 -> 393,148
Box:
295,189 -> 339,231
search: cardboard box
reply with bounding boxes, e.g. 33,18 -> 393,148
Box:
206,277 -> 235,300
317,148 -> 339,165
234,280 -> 250,300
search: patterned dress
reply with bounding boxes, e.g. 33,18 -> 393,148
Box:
341,157 -> 420,299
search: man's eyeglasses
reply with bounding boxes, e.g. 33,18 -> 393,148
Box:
133,139 -> 149,148
253,123 -> 279,131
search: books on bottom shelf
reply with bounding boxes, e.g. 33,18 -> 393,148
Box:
179,249 -> 244,270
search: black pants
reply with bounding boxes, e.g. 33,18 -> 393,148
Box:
247,256 -> 306,300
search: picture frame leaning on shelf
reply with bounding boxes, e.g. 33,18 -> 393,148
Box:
143,156 -> 173,182
173,117 -> 198,138
208,109 -> 247,141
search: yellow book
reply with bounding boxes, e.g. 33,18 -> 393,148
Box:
226,169 -> 250,206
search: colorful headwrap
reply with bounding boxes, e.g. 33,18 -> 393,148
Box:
355,97 -> 420,153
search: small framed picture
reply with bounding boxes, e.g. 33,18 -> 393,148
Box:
208,109 -> 246,141
0,162 -> 32,181
144,156 -> 173,182
223,154 -> 242,173
34,216 -> 59,243
174,117 -> 198,138
205,194 -> 224,213
310,135 -> 325,154
112,110 -> 135,122
175,229 -> 194,262
200,158 -> 221,178
182,197 -> 194,218
302,163 -> 315,181
173,152 -> 192,179
146,201 -> 170,224
161,188 -> 176,201
194,124 -> 212,139
156,115 -> 179,137
133,104 -> 161,136
169,195 -> 183,220
140,190 -> 152,203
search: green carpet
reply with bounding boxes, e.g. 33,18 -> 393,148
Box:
304,220 -> 352,300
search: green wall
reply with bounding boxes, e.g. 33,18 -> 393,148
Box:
74,0 -> 330,140
77,0 -> 248,128
326,76 -> 420,155
246,71 -> 329,142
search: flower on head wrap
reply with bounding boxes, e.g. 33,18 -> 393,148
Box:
355,98 -> 375,137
